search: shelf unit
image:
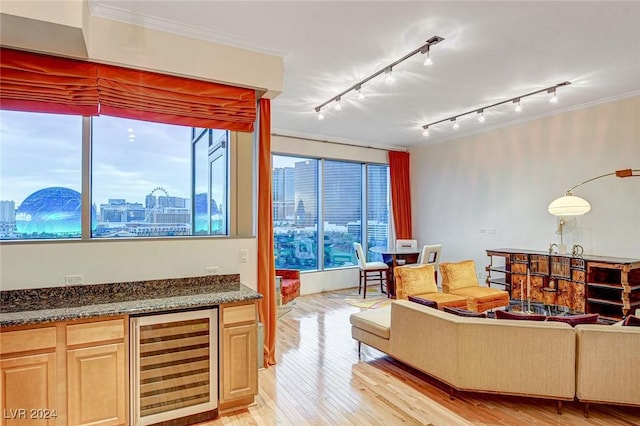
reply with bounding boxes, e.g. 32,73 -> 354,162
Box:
485,250 -> 512,292
586,262 -> 640,322
486,249 -> 640,320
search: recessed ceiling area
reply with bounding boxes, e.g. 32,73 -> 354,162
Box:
89,1 -> 640,150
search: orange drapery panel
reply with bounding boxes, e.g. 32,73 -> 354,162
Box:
389,150 -> 413,239
0,48 -> 98,116
97,64 -> 256,131
257,98 -> 277,367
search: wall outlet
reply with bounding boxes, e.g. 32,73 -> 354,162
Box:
65,274 -> 84,285
205,266 -> 220,275
239,249 -> 248,263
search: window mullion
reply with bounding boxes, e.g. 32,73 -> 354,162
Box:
317,159 -> 324,271
81,117 -> 91,240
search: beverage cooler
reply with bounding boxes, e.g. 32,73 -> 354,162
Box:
130,309 -> 218,425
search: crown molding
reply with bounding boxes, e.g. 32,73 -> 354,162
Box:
89,3 -> 289,58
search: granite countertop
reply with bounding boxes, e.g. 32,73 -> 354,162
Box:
0,274 -> 262,328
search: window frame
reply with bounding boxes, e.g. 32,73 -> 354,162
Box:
0,111 -> 251,243
272,152 -> 390,273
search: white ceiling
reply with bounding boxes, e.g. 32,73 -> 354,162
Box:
89,1 -> 640,150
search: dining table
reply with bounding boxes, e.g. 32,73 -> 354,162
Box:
369,246 -> 420,297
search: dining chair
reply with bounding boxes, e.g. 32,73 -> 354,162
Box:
395,239 -> 418,250
353,242 -> 389,299
419,244 -> 443,282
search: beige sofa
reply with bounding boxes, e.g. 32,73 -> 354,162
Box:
350,300 -> 640,412
576,324 -> 640,415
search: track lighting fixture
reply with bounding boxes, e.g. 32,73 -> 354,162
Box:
514,98 -> 522,112
334,96 -> 342,110
355,85 -> 365,99
422,126 -> 430,137
421,81 -> 570,135
313,35 -> 444,118
384,67 -> 394,84
315,107 -> 324,120
423,47 -> 433,66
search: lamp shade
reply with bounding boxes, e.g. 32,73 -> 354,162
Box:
548,195 -> 591,216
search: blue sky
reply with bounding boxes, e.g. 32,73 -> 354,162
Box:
0,111 -> 201,208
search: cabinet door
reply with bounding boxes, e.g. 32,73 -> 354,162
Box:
221,324 -> 257,402
67,344 -> 126,426
1,353 -> 57,426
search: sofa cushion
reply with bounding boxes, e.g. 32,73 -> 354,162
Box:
443,306 -> 487,318
547,313 -> 599,327
349,306 -> 391,339
439,260 -> 478,292
495,309 -> 546,321
397,264 -> 438,296
622,315 -> 640,327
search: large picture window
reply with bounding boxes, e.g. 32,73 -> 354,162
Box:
0,111 -> 83,240
272,154 -> 389,272
1,111 -> 235,240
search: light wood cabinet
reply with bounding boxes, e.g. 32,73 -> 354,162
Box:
65,319 -> 127,426
67,343 -> 126,426
1,327 -> 58,426
0,353 -> 57,426
219,302 -> 258,410
0,318 -> 127,426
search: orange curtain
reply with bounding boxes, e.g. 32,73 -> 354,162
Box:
0,48 -> 98,116
257,98 -> 277,367
389,150 -> 413,239
97,64 -> 256,131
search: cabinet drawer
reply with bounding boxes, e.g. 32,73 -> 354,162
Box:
0,327 -> 57,355
572,269 -> 586,283
512,263 -> 527,274
67,319 -> 125,346
223,304 -> 256,326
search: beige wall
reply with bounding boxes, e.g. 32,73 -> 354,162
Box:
411,96 -> 640,279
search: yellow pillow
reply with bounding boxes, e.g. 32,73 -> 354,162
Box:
439,260 -> 478,293
396,264 -> 438,297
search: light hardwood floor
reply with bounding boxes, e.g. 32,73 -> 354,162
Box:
206,288 -> 640,426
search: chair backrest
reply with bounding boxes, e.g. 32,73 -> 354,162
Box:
353,242 -> 366,268
419,244 -> 443,269
396,239 -> 418,250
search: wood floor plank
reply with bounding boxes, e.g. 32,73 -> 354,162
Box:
199,288 -> 640,425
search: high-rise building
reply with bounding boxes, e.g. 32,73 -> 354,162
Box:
0,200 -> 15,222
294,160 -> 318,226
272,167 -> 295,221
323,161 -> 361,226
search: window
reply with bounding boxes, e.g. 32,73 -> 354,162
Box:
0,111 -> 83,240
1,111 -> 239,240
273,156 -> 319,271
193,129 -> 229,235
323,161 -> 362,268
272,154 -> 389,272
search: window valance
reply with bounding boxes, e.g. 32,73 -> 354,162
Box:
0,48 -> 257,131
0,48 -> 99,116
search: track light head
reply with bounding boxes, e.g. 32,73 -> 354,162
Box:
514,98 -> 522,112
422,126 -> 430,137
315,107 -> 324,120
422,47 -> 433,66
549,88 -> 558,103
477,110 -> 485,122
384,67 -> 393,84
355,85 -> 365,99
334,96 -> 342,111
451,118 -> 459,130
